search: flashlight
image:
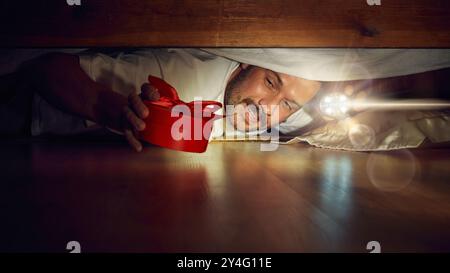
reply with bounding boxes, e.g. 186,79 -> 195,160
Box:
319,93 -> 450,120
319,93 -> 352,119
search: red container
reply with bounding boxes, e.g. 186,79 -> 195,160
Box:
138,76 -> 223,153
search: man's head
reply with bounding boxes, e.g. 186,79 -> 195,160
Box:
224,64 -> 321,132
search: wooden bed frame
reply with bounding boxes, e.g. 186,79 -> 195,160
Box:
0,0 -> 449,47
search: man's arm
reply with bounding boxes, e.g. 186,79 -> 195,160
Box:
19,52 -> 126,130
16,52 -> 156,151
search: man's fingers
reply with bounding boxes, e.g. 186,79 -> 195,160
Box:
123,106 -> 146,131
128,93 -> 149,119
122,81 -> 161,152
124,129 -> 142,152
141,83 -> 151,93
141,83 -> 160,101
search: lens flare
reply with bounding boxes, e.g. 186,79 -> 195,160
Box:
348,123 -> 376,149
366,149 -> 418,192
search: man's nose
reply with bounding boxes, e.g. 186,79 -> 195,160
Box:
259,94 -> 283,116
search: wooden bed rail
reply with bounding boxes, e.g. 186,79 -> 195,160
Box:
0,0 -> 449,47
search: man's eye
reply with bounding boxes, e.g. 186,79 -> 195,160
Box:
265,78 -> 274,88
283,100 -> 292,110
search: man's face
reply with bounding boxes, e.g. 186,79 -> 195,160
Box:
224,65 -> 321,131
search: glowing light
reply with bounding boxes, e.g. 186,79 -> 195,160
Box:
319,93 -> 351,120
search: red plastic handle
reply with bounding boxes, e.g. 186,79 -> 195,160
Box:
148,75 -> 179,100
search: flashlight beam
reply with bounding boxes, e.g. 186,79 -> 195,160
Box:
350,99 -> 450,111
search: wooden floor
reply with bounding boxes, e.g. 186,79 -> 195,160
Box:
1,133 -> 450,252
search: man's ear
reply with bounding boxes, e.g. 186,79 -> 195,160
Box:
240,63 -> 250,70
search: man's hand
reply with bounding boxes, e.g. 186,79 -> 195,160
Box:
122,83 -> 160,152
16,53 -> 164,152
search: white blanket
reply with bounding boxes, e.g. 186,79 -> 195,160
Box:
203,48 -> 450,81
203,49 -> 450,150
